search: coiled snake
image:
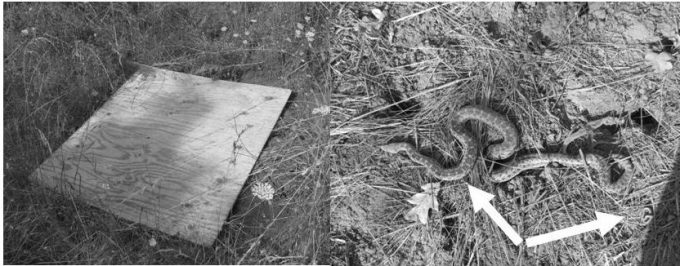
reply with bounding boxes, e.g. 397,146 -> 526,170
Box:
379,105 -> 632,194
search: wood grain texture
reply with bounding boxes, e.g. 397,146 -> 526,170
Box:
29,64 -> 291,245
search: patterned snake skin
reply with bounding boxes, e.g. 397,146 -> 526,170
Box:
379,105 -> 632,193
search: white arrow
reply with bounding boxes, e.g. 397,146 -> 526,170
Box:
525,212 -> 623,247
467,184 -> 523,246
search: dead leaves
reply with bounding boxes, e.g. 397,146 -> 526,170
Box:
644,51 -> 673,73
404,183 -> 440,224
371,8 -> 386,22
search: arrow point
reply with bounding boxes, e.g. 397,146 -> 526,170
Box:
595,212 -> 624,236
467,184 -> 495,212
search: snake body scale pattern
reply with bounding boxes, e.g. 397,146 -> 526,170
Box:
379,105 -> 632,193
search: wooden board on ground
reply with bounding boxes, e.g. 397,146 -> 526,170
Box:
29,64 -> 291,246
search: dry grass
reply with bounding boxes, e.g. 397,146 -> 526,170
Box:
4,2 -> 329,264
330,2 -> 679,265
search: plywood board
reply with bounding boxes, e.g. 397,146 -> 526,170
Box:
29,64 -> 291,245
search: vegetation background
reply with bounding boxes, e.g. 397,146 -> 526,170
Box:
4,2 -> 680,266
4,2 -> 329,264
329,2 -> 679,265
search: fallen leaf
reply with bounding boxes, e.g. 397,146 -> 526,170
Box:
404,183 -> 440,224
645,51 -> 673,73
371,8 -> 386,22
